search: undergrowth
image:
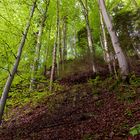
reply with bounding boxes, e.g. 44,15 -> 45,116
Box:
3,80 -> 64,121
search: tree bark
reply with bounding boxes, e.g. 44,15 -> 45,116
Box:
0,1 -> 37,124
78,0 -> 97,73
44,27 -> 51,76
98,0 -> 129,80
49,0 -> 60,91
62,16 -> 67,61
30,0 -> 50,90
99,11 -> 112,73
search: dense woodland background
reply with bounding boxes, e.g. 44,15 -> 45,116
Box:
0,0 -> 140,139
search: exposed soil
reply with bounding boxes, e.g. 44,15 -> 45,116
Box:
0,60 -> 140,140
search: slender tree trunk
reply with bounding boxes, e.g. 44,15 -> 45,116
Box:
71,29 -> 77,59
44,27 -> 51,76
100,36 -> 106,60
30,0 -> 50,90
73,29 -> 77,58
58,24 -> 63,75
56,20 -> 60,77
0,1 -> 37,124
59,26 -> 63,63
131,0 -> 139,59
99,11 -> 112,73
49,0 -> 60,91
98,0 -> 129,80
63,16 -> 67,61
78,0 -> 97,73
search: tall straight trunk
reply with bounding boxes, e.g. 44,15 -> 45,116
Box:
30,0 -> 50,90
78,0 -> 97,73
56,10 -> 61,77
131,0 -> 139,59
99,12 -> 112,73
58,24 -> 63,75
63,16 -> 67,61
0,1 -> 36,124
59,25 -> 63,63
44,27 -> 51,76
49,0 -> 60,91
98,0 -> 129,80
73,29 -> 77,58
71,29 -> 77,58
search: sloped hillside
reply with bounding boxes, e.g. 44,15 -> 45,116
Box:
0,63 -> 140,140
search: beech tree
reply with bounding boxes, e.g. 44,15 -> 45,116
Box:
99,11 -> 112,74
78,0 -> 97,73
98,0 -> 129,80
0,0 -> 139,124
30,0 -> 50,90
49,0 -> 60,91
0,0 -> 37,123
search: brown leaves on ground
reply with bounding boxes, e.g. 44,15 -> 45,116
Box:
0,60 -> 140,140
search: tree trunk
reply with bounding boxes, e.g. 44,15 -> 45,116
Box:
99,11 -> 112,73
63,16 -> 67,61
78,0 -> 97,73
98,0 -> 129,80
30,0 -> 50,90
44,27 -> 51,76
59,26 -> 63,63
49,0 -> 60,91
0,1 -> 36,124
73,29 -> 77,58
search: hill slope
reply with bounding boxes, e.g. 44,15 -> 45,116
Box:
0,60 -> 140,140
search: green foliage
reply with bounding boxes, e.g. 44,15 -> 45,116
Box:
88,76 -> 103,95
129,124 -> 140,136
0,0 -> 139,125
88,76 -> 101,87
130,73 -> 140,86
83,134 -> 94,140
124,108 -> 133,117
6,90 -> 51,109
52,81 -> 64,92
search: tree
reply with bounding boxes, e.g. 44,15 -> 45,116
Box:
0,0 -> 37,124
78,0 -> 97,73
30,0 -> 50,90
49,0 -> 60,91
98,0 -> 129,80
99,11 -> 112,74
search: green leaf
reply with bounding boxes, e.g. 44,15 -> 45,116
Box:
129,124 -> 140,136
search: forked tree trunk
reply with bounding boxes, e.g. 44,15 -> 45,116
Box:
30,0 -> 50,90
0,1 -> 37,124
49,0 -> 60,91
98,0 -> 129,80
78,0 -> 97,73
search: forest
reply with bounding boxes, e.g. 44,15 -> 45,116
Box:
0,0 -> 140,139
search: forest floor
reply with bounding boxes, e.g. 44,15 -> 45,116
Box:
0,59 -> 140,140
